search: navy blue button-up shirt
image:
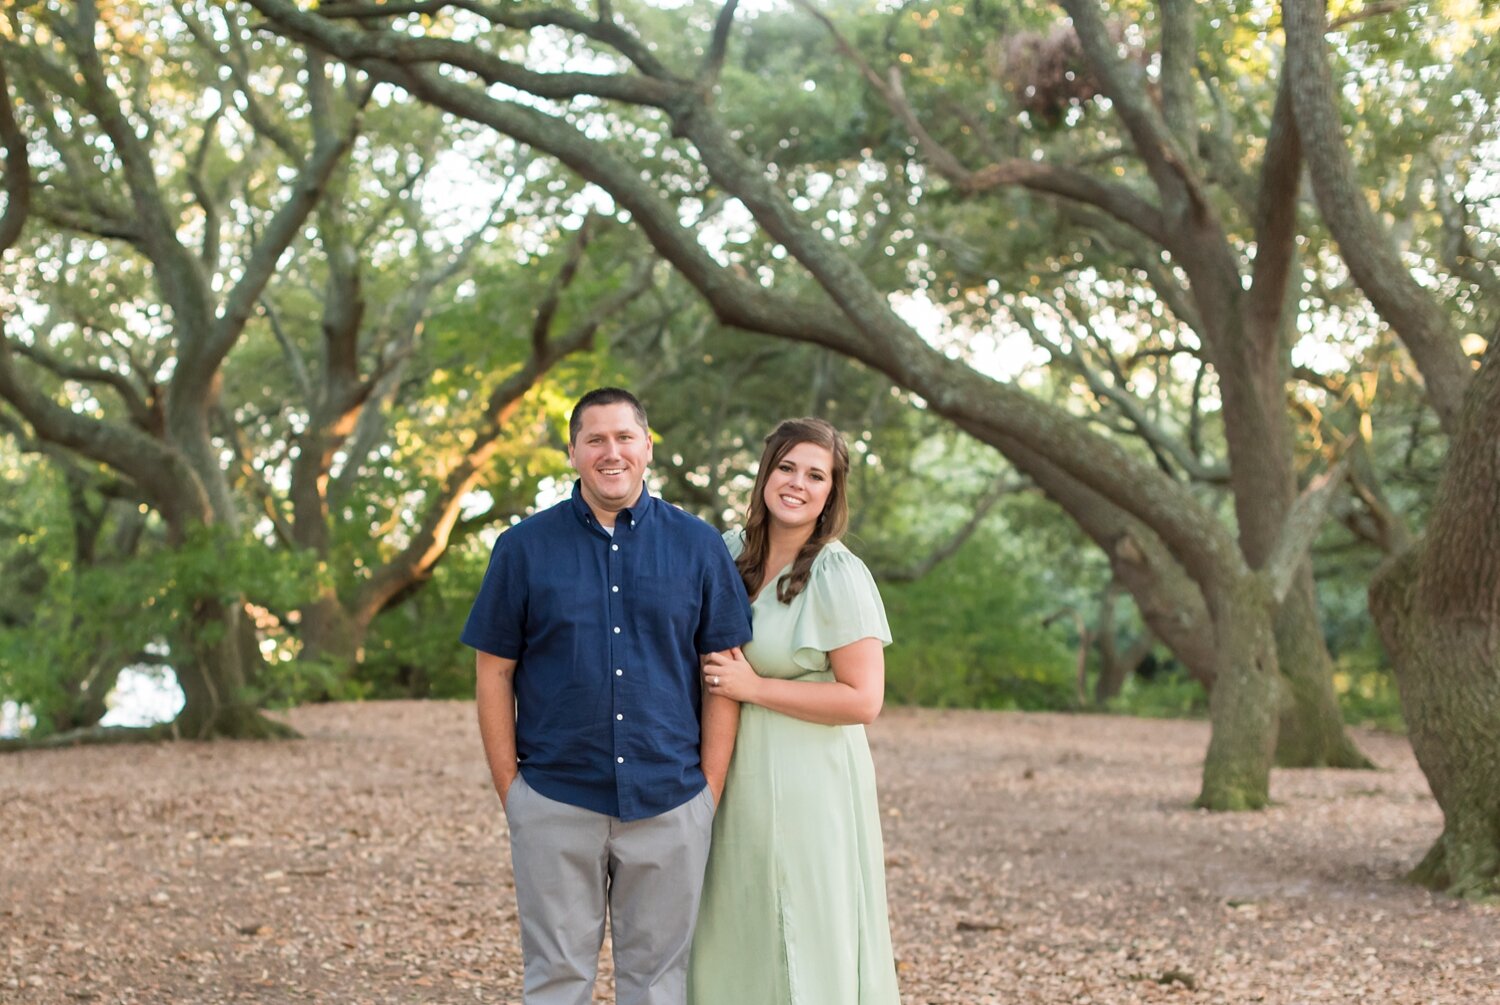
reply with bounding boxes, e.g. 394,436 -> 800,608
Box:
461,482 -> 752,821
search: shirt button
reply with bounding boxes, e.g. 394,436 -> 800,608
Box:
611,544 -> 619,552
615,669 -> 623,676
616,713 -> 623,721
611,585 -> 619,593
617,756 -> 625,764
613,626 -> 621,634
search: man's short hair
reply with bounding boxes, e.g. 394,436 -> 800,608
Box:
569,387 -> 649,445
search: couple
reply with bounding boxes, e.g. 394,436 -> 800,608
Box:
461,387 -> 900,1005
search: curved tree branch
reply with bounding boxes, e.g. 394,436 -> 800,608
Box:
1282,0 -> 1472,433
245,0 -> 1249,598
795,0 -> 1171,246
11,341 -> 154,430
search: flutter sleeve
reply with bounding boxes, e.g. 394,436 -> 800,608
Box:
723,528 -> 745,560
790,545 -> 893,673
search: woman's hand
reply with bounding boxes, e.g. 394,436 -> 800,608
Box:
703,647 -> 760,704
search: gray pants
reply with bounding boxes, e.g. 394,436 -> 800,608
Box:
505,775 -> 716,1005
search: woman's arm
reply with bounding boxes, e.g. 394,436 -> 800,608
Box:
704,637 -> 885,726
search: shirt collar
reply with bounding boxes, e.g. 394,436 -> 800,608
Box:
569,479 -> 655,533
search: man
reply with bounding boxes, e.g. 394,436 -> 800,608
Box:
462,387 -> 752,1005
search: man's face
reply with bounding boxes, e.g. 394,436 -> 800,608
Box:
568,401 -> 653,518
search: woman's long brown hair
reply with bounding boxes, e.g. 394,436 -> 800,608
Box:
736,417 -> 851,604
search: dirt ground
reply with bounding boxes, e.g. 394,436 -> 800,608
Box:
2,702 -> 1497,1004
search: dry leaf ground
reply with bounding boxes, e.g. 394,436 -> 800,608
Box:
2,702 -> 1497,1004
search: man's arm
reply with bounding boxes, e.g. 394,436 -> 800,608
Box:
475,650 -> 520,807
700,658 -> 740,807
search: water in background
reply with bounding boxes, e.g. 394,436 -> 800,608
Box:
0,667 -> 185,739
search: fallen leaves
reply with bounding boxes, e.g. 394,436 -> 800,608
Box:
2,702 -> 1498,1004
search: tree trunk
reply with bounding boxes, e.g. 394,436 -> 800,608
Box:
1092,580 -> 1155,704
1180,234 -> 1368,772
1274,568 -> 1373,767
171,594 -> 293,739
1198,576 -> 1281,810
1370,348 -> 1500,897
48,659 -> 117,733
297,592 -> 364,694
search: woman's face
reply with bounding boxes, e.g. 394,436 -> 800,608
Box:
762,440 -> 835,535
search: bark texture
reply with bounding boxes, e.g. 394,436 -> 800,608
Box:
1198,577 -> 1281,809
1371,347 -> 1500,896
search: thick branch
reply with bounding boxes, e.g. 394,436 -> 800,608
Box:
986,429 -> 1217,686
205,9 -> 300,158
12,341 -> 154,430
317,0 -> 677,81
187,104 -> 226,270
1266,444 -> 1353,604
266,10 -> 676,107
1157,0 -> 1197,143
1282,0 -> 1471,432
531,215 -> 596,354
35,203 -> 139,243
0,55 -> 30,254
1328,1 -> 1405,30
206,57 -> 369,379
1058,0 -> 1206,222
0,330 -> 205,524
1245,65 -> 1302,355
58,3 -> 212,332
797,1 -> 1171,246
700,1 -> 740,89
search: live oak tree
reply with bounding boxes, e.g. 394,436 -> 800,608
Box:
1284,0 -> 1499,896
793,0 -> 1372,767
0,2 -> 368,737
247,0 -> 1360,809
0,2 -> 652,735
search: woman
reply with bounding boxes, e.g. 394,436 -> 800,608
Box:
688,417 -> 899,1005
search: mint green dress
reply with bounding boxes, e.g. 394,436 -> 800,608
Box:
688,534 -> 899,1005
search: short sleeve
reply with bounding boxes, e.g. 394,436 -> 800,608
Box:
695,528 -> 753,654
460,530 -> 528,659
790,546 -> 892,672
723,528 -> 745,560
